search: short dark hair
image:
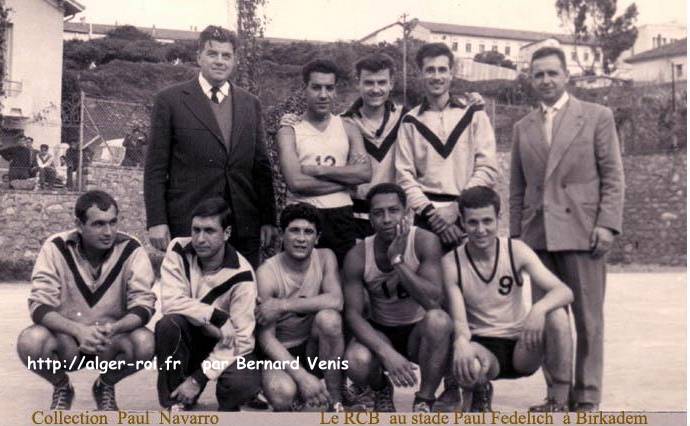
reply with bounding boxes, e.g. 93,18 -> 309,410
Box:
366,183 -> 407,209
198,25 -> 237,51
40,144 -> 49,150
302,59 -> 341,84
190,197 -> 233,229
355,53 -> 396,78
75,190 -> 119,223
457,186 -> 501,216
415,42 -> 454,69
280,202 -> 321,233
531,46 -> 567,71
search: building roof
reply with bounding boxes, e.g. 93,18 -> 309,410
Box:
64,21 -> 325,44
417,21 -> 598,46
360,20 -> 598,46
625,38 -> 687,63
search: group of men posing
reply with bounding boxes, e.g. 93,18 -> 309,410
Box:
17,25 -> 624,414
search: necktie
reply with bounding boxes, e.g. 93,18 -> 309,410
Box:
210,86 -> 220,104
544,107 -> 555,146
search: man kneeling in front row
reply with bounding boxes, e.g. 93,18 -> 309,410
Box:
256,202 -> 345,412
17,190 -> 157,410
155,197 -> 262,411
442,186 -> 573,412
343,183 -> 452,412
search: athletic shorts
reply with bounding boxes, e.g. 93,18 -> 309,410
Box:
471,335 -> 528,379
256,340 -> 324,378
316,206 -> 358,266
351,198 -> 374,241
369,320 -> 420,358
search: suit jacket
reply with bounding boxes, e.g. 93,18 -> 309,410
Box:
509,95 -> 624,251
144,79 -> 275,239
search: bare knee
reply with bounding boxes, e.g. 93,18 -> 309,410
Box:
17,325 -> 55,360
545,308 -> 570,337
129,328 -> 155,361
344,342 -> 375,381
263,373 -> 297,411
421,309 -> 453,339
314,309 -> 342,339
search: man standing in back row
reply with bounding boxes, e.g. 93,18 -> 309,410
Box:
510,46 -> 624,411
145,25 -> 276,267
395,42 -> 498,251
277,59 -> 371,264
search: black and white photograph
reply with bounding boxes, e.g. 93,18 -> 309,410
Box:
0,0 -> 685,425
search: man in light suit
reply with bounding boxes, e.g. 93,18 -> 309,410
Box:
145,26 -> 276,268
509,47 -> 624,412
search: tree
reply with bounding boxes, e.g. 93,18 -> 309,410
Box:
556,0 -> 639,74
106,25 -> 153,41
236,0 -> 268,95
474,51 -> 517,70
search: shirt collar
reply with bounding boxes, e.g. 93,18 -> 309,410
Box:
418,95 -> 467,115
541,91 -> 569,114
184,241 -> 240,270
65,230 -> 128,259
198,73 -> 230,98
342,98 -> 396,118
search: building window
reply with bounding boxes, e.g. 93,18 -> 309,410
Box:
594,51 -> 601,62
584,51 -> 589,61
571,51 -> 577,61
505,46 -> 511,56
466,43 -> 472,53
479,44 -> 485,53
452,42 -> 458,51
676,64 -> 683,78
491,45 -> 498,52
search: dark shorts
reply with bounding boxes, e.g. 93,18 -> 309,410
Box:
413,214 -> 464,254
352,198 -> 374,241
369,321 -> 419,358
256,340 -> 324,378
316,206 -> 358,266
471,335 -> 527,379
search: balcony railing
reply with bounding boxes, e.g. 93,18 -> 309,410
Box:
3,79 -> 22,97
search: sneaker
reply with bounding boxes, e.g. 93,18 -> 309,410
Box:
169,402 -> 189,412
373,378 -> 395,412
244,392 -> 269,410
469,381 -> 493,412
529,398 -> 569,412
330,401 -> 346,413
436,383 -> 462,412
342,383 -> 374,411
573,402 -> 599,412
412,395 -> 435,413
290,396 -> 305,412
51,380 -> 75,410
92,377 -> 119,411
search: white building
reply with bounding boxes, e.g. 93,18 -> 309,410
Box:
624,38 -> 686,84
621,22 -> 686,60
2,0 -> 84,147
360,20 -> 603,77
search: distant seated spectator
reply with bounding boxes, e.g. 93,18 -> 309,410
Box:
37,144 -> 58,189
121,128 -> 147,168
0,135 -> 37,188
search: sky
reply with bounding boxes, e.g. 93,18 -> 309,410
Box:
71,0 -> 687,42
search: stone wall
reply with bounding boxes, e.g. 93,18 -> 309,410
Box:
0,154 -> 686,280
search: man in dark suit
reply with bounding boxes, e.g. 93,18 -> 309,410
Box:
509,47 -> 624,412
145,26 -> 276,267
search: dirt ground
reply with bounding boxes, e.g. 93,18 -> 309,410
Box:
0,272 -> 685,425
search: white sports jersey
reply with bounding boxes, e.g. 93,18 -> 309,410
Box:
287,115 -> 352,209
453,237 -> 527,339
260,250 -> 325,348
342,101 -> 406,220
363,226 -> 425,326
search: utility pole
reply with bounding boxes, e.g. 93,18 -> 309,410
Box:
401,13 -> 408,107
